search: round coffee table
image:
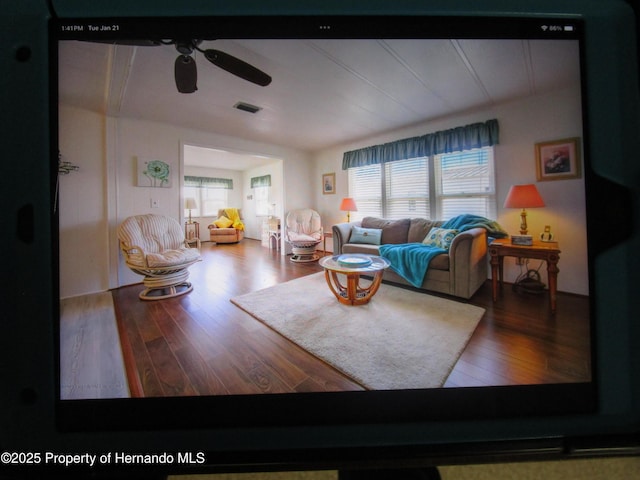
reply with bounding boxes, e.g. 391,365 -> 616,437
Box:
319,254 -> 391,306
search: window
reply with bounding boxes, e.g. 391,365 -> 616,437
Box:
250,174 -> 272,216
254,186 -> 270,216
183,176 -> 232,217
435,148 -> 496,219
348,164 -> 382,218
348,147 -> 495,220
385,157 -> 430,218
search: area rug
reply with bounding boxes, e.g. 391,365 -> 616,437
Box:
231,273 -> 485,390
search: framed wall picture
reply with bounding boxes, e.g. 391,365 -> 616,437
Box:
535,137 -> 581,181
137,157 -> 172,187
322,172 -> 336,194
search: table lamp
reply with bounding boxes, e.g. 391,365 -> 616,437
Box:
503,184 -> 545,235
185,197 -> 197,223
340,197 -> 358,222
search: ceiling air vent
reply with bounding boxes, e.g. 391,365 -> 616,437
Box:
234,101 -> 262,114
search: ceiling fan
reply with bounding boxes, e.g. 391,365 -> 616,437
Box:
106,39 -> 272,93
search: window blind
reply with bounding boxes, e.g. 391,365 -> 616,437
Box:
384,158 -> 430,219
435,148 -> 496,219
348,164 -> 382,218
348,147 -> 496,221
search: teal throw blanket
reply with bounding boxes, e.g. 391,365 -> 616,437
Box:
379,243 -> 446,288
441,213 -> 508,239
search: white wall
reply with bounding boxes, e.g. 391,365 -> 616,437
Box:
312,85 -> 588,295
496,87 -> 586,295
58,105 -> 110,298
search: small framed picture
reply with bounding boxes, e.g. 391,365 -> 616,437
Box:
535,138 -> 581,181
322,172 -> 336,195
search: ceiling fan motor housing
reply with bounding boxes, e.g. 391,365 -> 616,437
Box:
174,39 -> 202,55
174,54 -> 197,93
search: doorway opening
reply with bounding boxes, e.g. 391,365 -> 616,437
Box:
181,143 -> 284,248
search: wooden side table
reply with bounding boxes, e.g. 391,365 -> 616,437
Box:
489,239 -> 561,313
185,221 -> 199,245
323,231 -> 333,256
268,229 -> 281,251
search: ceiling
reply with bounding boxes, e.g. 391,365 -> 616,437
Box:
58,38 -> 580,169
182,144 -> 276,171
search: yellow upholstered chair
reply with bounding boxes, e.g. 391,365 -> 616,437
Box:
208,208 -> 245,244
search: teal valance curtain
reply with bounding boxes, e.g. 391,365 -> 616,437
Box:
184,175 -> 233,189
342,119 -> 499,170
250,174 -> 271,188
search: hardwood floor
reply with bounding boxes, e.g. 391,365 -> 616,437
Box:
110,239 -> 591,397
60,292 -> 129,399
112,240 -> 364,397
444,281 -> 591,387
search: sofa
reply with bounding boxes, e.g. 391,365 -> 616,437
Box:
208,208 -> 245,244
332,216 -> 489,299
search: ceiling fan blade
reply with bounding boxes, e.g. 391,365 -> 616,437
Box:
203,49 -> 272,86
174,55 -> 198,93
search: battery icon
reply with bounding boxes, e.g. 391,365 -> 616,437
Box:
564,25 -> 575,32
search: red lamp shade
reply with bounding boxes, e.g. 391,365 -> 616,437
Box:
340,197 -> 358,212
503,184 -> 545,235
503,184 -> 545,209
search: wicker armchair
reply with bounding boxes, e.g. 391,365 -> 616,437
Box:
285,208 -> 323,262
118,214 -> 201,300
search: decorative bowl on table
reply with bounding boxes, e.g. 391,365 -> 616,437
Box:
337,254 -> 373,268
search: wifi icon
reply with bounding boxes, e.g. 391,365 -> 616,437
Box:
541,25 -> 549,31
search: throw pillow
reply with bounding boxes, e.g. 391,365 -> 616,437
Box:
422,227 -> 459,250
213,216 -> 234,228
361,217 -> 411,244
350,226 -> 382,245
